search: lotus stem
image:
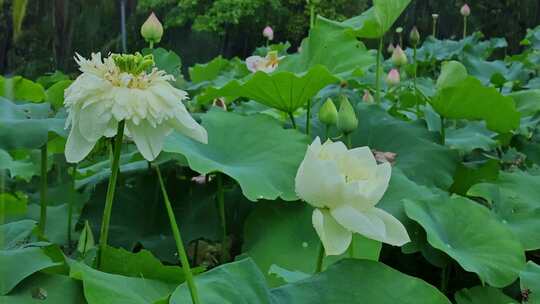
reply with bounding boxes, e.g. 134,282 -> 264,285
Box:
315,242 -> 325,273
39,145 -> 48,236
216,174 -> 228,262
440,116 -> 446,145
375,37 -> 383,103
306,99 -> 312,135
288,112 -> 297,129
155,165 -> 201,304
68,163 -> 77,247
98,120 -> 125,268
463,16 -> 468,38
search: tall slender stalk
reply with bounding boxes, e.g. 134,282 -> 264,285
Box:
306,99 -> 312,135
0,170 -> 5,248
413,46 -> 420,115
315,242 -> 325,273
310,5 -> 315,29
39,145 -> 48,236
432,17 -> 438,38
155,166 -> 200,304
375,37 -> 383,103
216,174 -> 228,262
98,120 -> 125,268
441,264 -> 451,294
440,116 -> 446,145
67,163 -> 77,247
149,41 -> 154,49
463,16 -> 468,38
288,112 -> 297,129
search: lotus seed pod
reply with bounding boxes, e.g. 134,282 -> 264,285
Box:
319,98 -> 338,126
337,96 -> 358,134
141,12 -> 164,44
391,45 -> 408,67
410,26 -> 420,46
432,13 -> 439,20
386,69 -> 401,86
460,4 -> 471,17
263,26 -> 274,41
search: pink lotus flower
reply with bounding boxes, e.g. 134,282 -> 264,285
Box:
386,69 -> 401,86
460,4 -> 471,17
246,51 -> 283,73
263,26 -> 274,41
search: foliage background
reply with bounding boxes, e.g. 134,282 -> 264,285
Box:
1,0 -> 539,78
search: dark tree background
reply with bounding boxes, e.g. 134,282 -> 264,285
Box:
1,0 -> 539,79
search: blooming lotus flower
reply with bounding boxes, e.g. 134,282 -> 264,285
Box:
386,69 -> 401,86
295,138 -> 410,255
141,12 -> 164,44
245,51 -> 283,73
262,26 -> 274,41
460,4 -> 471,17
391,45 -> 408,66
64,52 -> 207,163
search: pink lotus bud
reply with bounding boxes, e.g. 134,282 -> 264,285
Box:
386,69 -> 401,86
387,43 -> 395,54
212,97 -> 227,111
391,45 -> 408,66
263,26 -> 274,41
362,90 -> 374,103
460,4 -> 471,17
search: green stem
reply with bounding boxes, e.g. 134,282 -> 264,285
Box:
155,165 -> 201,304
98,120 -> 125,268
288,112 -> 297,129
315,242 -> 325,273
441,264 -> 450,294
39,145 -> 48,236
432,19 -> 437,38
310,5 -> 315,29
375,37 -> 383,104
346,133 -> 352,149
463,16 -> 468,38
68,163 -> 77,247
440,116 -> 446,145
216,174 -> 228,263
306,99 -> 312,135
325,125 -> 330,141
0,170 -> 5,248
413,46 -> 420,115
149,41 -> 154,49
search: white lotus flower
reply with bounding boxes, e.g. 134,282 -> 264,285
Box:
245,51 -> 283,73
295,137 -> 410,255
64,52 -> 207,163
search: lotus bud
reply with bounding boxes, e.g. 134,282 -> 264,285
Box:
141,12 -> 164,44
319,98 -> 338,126
410,26 -> 420,47
391,45 -> 408,67
387,43 -> 395,54
432,13 -> 439,20
395,27 -> 403,34
460,4 -> 471,17
337,96 -> 358,134
386,69 -> 401,86
212,97 -> 227,111
362,90 -> 374,103
263,26 -> 274,41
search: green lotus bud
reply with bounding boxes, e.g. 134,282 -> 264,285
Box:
337,96 -> 358,134
141,12 -> 164,44
410,26 -> 420,46
391,45 -> 408,67
319,98 -> 338,126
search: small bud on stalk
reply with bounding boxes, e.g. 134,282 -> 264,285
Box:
460,4 -> 471,17
263,26 -> 274,41
386,69 -> 401,86
141,12 -> 164,47
432,14 -> 439,38
337,96 -> 358,134
319,98 -> 338,126
409,27 -> 420,47
362,90 -> 374,103
391,45 -> 408,67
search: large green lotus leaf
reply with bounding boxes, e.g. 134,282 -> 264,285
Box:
404,196 -> 525,287
454,286 -> 518,304
520,261 -> 540,304
0,273 -> 85,303
0,75 -> 46,102
326,0 -> 411,38
242,201 -> 381,287
445,122 -> 497,154
463,56 -> 527,86
272,259 -> 450,304
415,34 -> 507,62
189,56 -> 230,84
142,48 -> 182,78
351,104 -> 458,189
70,261 -> 175,304
449,160 -> 500,196
170,258 -> 273,304
0,98 -> 66,150
197,65 -> 338,112
468,171 -> 540,250
171,258 -> 450,304
432,62 -> 520,133
163,110 -> 309,201
0,192 -> 28,218
507,90 -> 540,116
46,80 -> 72,110
101,246 -> 188,284
0,149 -> 36,181
277,17 -> 374,77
